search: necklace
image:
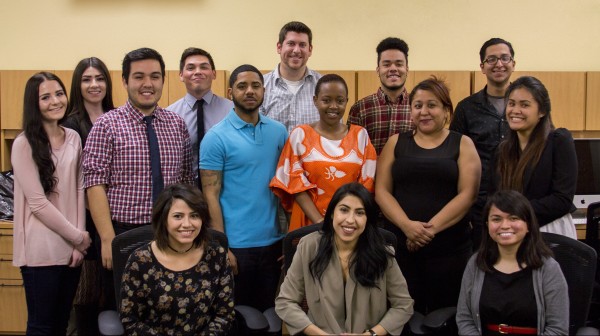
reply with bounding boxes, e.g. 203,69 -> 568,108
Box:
167,244 -> 194,254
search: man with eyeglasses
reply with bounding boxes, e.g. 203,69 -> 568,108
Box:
449,37 -> 515,250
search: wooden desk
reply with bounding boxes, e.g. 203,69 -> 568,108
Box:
0,220 -> 26,335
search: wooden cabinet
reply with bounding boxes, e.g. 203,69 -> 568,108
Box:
0,221 -> 27,334
586,72 -> 600,130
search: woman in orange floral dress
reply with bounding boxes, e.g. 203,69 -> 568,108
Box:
270,74 -> 377,231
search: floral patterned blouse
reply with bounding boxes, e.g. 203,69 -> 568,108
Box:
120,241 -> 234,335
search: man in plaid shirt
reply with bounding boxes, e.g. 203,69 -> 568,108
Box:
347,37 -> 415,155
260,21 -> 322,133
83,48 -> 194,308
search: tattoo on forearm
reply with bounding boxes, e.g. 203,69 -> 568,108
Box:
200,170 -> 222,188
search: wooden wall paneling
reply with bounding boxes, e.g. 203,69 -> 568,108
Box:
319,71 -> 356,122
166,70 -> 227,107
586,72 -> 600,130
473,71 -> 586,130
412,71 -> 472,110
54,70 -> 74,99
109,71 -> 169,108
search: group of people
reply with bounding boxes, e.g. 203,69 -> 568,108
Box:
11,18 -> 577,336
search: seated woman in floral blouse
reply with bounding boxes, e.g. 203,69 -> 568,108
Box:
119,184 -> 234,335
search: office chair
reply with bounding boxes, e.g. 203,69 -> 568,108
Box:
542,232 -> 599,335
97,225 -> 274,335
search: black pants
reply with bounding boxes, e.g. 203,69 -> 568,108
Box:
231,240 -> 283,312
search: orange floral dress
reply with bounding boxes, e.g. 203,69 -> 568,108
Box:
270,124 -> 377,231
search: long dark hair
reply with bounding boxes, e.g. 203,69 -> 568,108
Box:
22,72 -> 67,194
66,57 -> 115,139
309,183 -> 394,288
151,184 -> 211,251
476,190 -> 552,272
496,76 -> 554,191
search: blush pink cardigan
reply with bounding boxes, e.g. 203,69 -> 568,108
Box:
12,128 -> 85,267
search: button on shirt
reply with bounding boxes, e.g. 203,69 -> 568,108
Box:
167,91 -> 233,169
83,101 -> 194,224
347,87 -> 414,155
260,66 -> 322,133
200,110 -> 288,248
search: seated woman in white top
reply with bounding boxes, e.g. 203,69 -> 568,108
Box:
276,182 -> 414,335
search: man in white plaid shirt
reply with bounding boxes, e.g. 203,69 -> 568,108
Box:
260,21 -> 322,133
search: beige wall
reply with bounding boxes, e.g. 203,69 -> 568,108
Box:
1,0 -> 599,71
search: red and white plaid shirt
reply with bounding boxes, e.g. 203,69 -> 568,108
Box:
347,87 -> 414,155
83,101 -> 194,224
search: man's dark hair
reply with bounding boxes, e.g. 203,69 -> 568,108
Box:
122,47 -> 165,83
229,64 -> 264,88
479,38 -> 514,63
376,37 -> 409,65
179,47 -> 216,72
278,21 -> 312,46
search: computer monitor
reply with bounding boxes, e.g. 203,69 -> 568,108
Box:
573,138 -> 600,209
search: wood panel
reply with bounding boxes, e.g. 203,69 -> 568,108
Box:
586,72 -> 600,130
0,222 -> 26,334
54,70 -> 74,98
0,70 -> 43,130
474,71 -> 586,130
109,71 -> 169,108
167,70 -> 227,106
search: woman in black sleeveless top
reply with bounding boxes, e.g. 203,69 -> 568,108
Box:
375,77 -> 481,314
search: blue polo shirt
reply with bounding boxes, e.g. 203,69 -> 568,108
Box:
200,109 -> 288,248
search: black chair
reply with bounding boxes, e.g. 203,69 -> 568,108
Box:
585,202 -> 600,329
97,226 -> 273,335
542,232 -> 599,335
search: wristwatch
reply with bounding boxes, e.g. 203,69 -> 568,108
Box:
367,329 -> 377,336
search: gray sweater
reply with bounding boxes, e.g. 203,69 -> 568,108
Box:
456,254 -> 569,335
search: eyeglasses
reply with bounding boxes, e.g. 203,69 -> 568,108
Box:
483,55 -> 513,65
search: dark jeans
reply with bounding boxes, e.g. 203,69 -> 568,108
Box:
96,221 -> 147,310
231,240 -> 282,312
21,265 -> 81,336
397,245 -> 471,314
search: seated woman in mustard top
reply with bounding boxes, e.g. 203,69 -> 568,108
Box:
456,190 -> 568,335
119,184 -> 234,335
276,183 -> 414,335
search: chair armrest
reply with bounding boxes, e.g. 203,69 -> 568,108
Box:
408,311 -> 429,335
577,327 -> 600,336
423,306 -> 457,329
235,305 -> 269,331
263,307 -> 282,332
98,310 -> 124,336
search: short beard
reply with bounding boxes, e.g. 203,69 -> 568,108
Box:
381,80 -> 406,92
232,97 -> 263,115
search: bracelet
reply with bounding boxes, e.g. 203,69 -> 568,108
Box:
367,329 -> 376,336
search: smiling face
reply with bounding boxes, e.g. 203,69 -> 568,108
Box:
506,87 -> 544,138
332,195 -> 367,248
487,204 -> 529,248
166,198 -> 202,250
229,71 -> 265,114
81,67 -> 107,105
377,49 -> 409,92
410,89 -> 449,134
180,55 -> 216,99
314,81 -> 348,127
480,43 -> 515,88
39,79 -> 68,124
277,31 -> 312,73
123,59 -> 164,115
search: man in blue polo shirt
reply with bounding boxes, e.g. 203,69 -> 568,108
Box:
200,64 -> 288,312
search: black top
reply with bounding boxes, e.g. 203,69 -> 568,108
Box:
385,130 -> 470,256
62,113 -> 93,148
480,267 -> 537,336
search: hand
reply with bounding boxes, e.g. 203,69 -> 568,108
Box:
101,238 -> 113,270
69,249 -> 84,268
228,249 -> 238,275
74,231 -> 92,252
406,239 -> 421,252
403,220 -> 434,246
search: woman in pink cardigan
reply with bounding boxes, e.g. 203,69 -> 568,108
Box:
12,72 -> 91,335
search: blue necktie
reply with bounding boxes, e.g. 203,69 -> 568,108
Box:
144,115 -> 164,202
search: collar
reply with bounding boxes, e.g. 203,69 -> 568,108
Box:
273,64 -> 316,83
227,109 -> 268,130
183,90 -> 215,108
377,86 -> 408,105
124,100 -> 163,122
